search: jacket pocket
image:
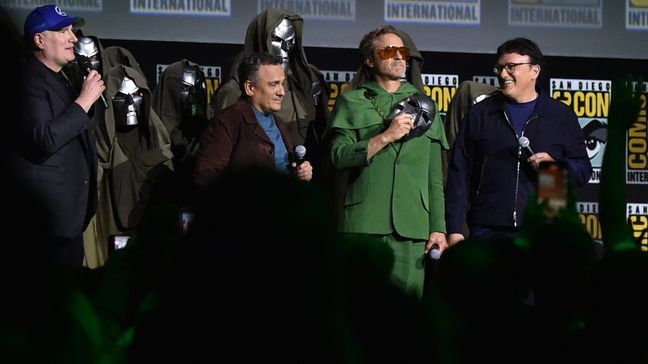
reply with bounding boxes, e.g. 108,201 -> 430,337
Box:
344,168 -> 370,206
474,156 -> 488,201
420,187 -> 429,212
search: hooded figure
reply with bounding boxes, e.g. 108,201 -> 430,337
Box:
152,59 -> 213,174
64,35 -> 172,267
104,65 -> 173,232
213,8 -> 329,160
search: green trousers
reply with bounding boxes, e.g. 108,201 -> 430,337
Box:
380,234 -> 426,299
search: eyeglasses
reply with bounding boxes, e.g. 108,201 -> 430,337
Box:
493,62 -> 534,75
377,46 -> 409,61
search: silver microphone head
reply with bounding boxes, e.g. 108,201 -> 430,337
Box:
518,136 -> 530,148
295,145 -> 306,159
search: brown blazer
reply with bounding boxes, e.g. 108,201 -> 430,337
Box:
194,97 -> 294,187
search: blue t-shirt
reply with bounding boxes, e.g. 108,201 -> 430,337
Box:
505,98 -> 537,136
253,109 -> 289,174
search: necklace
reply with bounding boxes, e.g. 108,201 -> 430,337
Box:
368,95 -> 388,121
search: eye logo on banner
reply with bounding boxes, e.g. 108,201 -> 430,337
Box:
627,81 -> 647,184
627,203 -> 648,252
322,70 -> 355,112
421,73 -> 458,117
509,0 -> 602,28
385,0 -> 480,25
627,0 -> 648,30
131,0 -> 230,15
551,78 -> 611,184
156,64 -> 221,105
259,0 -> 355,20
577,201 -> 602,242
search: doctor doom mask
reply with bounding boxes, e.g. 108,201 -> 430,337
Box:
74,36 -> 102,73
387,94 -> 437,141
180,65 -> 207,119
271,18 -> 296,70
112,76 -> 146,129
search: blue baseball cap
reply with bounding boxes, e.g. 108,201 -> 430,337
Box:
24,4 -> 84,38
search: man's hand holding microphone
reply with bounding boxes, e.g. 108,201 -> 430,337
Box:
292,145 -> 313,182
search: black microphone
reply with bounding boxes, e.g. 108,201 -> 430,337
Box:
518,136 -> 534,156
74,37 -> 108,109
428,244 -> 441,260
294,145 -> 306,167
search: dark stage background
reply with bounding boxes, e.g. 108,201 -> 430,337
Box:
4,0 -> 647,248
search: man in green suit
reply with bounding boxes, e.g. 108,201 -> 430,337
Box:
329,25 -> 448,298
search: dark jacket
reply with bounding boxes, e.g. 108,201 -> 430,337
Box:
14,57 -> 97,238
445,88 -> 591,233
194,97 -> 295,187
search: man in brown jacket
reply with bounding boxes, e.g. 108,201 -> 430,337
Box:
194,53 -> 313,187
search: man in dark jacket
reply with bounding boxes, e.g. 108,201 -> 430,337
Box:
445,38 -> 591,245
14,4 -> 105,265
194,53 -> 312,187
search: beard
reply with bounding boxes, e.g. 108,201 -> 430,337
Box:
376,59 -> 406,80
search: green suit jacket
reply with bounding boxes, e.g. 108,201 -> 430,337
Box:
330,82 -> 448,240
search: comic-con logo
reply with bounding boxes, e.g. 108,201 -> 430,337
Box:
259,0 -> 355,20
628,0 -> 648,30
578,202 -> 602,241
510,0 -> 602,28
323,70 -> 355,112
626,81 -> 647,184
132,0 -> 230,15
472,76 -> 500,88
421,73 -> 458,118
627,203 -> 648,252
385,0 -> 480,25
551,78 -> 611,184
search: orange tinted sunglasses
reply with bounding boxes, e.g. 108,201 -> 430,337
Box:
377,46 -> 409,60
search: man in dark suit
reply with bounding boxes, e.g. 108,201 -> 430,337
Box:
13,4 -> 105,266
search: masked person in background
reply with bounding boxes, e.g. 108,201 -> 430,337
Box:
213,8 -> 329,177
153,59 -> 212,179
13,4 -> 105,266
65,33 -> 173,267
328,25 -> 448,299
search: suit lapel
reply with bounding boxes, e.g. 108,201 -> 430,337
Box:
240,100 -> 272,145
33,59 -> 73,105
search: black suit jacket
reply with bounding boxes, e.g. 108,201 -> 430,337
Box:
14,57 -> 97,238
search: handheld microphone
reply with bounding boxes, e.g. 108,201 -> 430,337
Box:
518,136 -> 534,156
428,244 -> 441,260
74,37 -> 108,109
84,67 -> 109,109
294,145 -> 306,167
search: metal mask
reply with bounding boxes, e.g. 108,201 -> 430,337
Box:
271,18 -> 295,70
112,76 -> 145,128
74,36 -> 102,73
180,65 -> 207,119
387,94 -> 437,141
